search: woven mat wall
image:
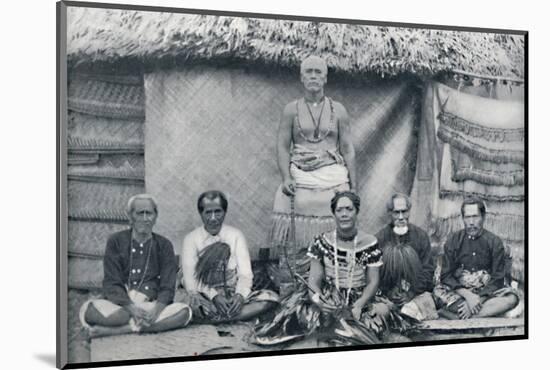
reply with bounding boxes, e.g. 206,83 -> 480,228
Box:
69,256 -> 103,289
67,72 -> 147,296
68,73 -> 145,120
68,154 -> 144,184
144,68 -> 419,259
69,221 -> 128,258
68,181 -> 144,217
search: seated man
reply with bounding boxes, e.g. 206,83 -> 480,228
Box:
375,193 -> 435,307
80,194 -> 192,338
181,190 -> 278,323
435,196 -> 519,319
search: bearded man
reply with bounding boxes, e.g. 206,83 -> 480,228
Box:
375,193 -> 435,306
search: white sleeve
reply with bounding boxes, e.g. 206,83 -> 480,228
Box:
182,233 -> 219,300
234,230 -> 253,298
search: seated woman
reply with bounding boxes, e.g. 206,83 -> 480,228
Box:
254,192 -> 385,346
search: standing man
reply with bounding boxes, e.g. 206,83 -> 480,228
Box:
375,193 -> 435,304
270,55 -> 357,292
436,196 -> 518,319
181,190 -> 278,323
79,194 -> 192,338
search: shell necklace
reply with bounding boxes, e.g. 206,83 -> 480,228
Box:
333,230 -> 357,306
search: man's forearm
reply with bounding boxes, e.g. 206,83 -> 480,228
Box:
277,150 -> 292,181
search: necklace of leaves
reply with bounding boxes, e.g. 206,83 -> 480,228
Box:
127,236 -> 153,292
295,97 -> 334,143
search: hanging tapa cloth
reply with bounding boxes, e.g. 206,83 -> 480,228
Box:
450,146 -> 524,186
435,83 -> 524,165
439,144 -> 524,201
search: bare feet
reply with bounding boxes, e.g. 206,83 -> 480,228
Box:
86,325 -> 134,339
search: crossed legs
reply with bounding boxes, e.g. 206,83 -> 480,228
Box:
81,299 -> 192,338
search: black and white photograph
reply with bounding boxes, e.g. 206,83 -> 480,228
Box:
56,0 -> 528,368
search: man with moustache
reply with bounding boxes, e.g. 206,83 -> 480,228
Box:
375,193 -> 435,305
436,196 -> 518,319
79,194 -> 192,337
181,190 -> 278,323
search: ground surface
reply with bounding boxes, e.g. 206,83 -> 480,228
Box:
67,288 -> 525,365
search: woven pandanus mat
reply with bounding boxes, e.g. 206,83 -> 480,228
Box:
91,322 -> 280,362
144,68 -> 419,259
68,154 -> 144,184
337,80 -> 420,232
69,256 -> 103,289
144,69 -> 300,260
91,325 -> 220,361
68,221 -> 128,258
68,137 -> 144,155
68,154 -> 100,165
68,111 -> 144,148
68,180 -> 144,218
68,73 -> 145,120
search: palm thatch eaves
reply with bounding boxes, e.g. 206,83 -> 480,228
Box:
67,8 -> 524,79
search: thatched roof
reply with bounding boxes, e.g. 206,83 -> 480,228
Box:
66,7 -> 525,79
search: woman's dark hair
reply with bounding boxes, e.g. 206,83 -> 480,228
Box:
330,191 -> 361,214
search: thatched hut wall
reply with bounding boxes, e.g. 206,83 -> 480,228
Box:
65,6 -> 525,288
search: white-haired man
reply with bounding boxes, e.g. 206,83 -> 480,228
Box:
79,194 -> 192,337
375,193 -> 435,305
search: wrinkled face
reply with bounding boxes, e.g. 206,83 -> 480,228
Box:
200,197 -> 226,236
300,57 -> 327,93
129,199 -> 157,236
463,204 -> 484,237
334,196 -> 358,234
391,197 -> 410,228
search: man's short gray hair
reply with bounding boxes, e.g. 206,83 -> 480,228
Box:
300,55 -> 328,74
386,193 -> 412,212
126,194 -> 158,216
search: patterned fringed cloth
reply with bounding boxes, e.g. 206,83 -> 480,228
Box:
435,82 -> 524,166
439,144 -> 524,202
450,146 -> 524,186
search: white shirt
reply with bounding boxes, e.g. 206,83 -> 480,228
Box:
181,224 -> 253,299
